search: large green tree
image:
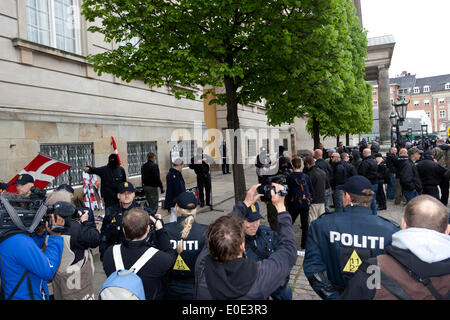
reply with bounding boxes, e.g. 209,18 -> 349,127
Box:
81,0 -> 368,201
263,0 -> 372,148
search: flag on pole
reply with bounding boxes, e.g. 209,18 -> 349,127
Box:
6,154 -> 72,193
111,136 -> 121,165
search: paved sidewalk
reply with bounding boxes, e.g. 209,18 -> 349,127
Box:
92,167 -> 408,300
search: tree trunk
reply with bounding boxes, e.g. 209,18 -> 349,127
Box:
224,76 -> 246,203
346,133 -> 350,146
312,116 -> 320,150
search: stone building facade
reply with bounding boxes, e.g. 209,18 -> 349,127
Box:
0,0 -> 292,198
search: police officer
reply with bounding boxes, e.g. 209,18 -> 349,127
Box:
303,175 -> 400,299
164,191 -> 207,300
231,201 -> 292,300
99,181 -> 157,260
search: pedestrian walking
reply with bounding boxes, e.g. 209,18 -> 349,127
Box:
164,158 -> 186,222
141,152 -> 164,214
303,175 -> 400,300
83,153 -> 126,209
341,195 -> 450,300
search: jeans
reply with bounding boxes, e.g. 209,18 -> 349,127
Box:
324,187 -> 332,213
386,173 -> 396,200
333,188 -> 343,212
370,184 -> 378,215
403,190 -> 419,203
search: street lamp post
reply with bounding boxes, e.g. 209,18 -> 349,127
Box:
389,112 -> 397,147
392,96 -> 409,149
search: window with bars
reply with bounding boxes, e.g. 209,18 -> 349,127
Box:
127,141 -> 158,176
247,139 -> 256,157
40,143 -> 93,188
26,0 -> 81,54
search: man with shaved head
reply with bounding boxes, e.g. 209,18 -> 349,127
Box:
358,148 -> 378,214
341,195 -> 450,300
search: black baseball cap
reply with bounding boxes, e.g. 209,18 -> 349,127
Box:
175,191 -> 198,209
337,175 -> 373,196
56,184 -> 74,194
243,202 -> 263,222
16,174 -> 34,185
118,181 -> 135,193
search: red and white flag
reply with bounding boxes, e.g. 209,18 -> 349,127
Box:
6,154 -> 72,193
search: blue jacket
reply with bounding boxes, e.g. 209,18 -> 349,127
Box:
164,168 -> 186,209
303,205 -> 400,300
0,233 -> 63,300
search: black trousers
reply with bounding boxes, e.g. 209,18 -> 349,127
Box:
423,185 -> 440,201
439,179 -> 449,206
222,161 -> 230,174
288,206 -> 310,250
197,174 -> 211,205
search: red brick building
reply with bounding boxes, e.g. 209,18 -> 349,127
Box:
372,72 -> 450,137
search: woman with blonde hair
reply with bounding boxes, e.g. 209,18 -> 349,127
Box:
164,191 -> 207,300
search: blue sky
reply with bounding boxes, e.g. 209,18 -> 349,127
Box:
361,0 -> 450,78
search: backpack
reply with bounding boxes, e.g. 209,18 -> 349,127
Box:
290,176 -> 312,209
99,244 -> 158,300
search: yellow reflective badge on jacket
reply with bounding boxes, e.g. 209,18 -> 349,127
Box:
173,254 -> 190,271
251,204 -> 257,212
343,249 -> 362,273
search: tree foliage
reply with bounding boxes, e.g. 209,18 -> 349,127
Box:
81,0 -> 371,199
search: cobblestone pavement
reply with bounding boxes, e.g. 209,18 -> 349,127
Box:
92,167 -> 412,300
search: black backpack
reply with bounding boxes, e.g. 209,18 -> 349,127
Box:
290,176 -> 312,209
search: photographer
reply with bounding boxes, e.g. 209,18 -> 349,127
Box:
45,190 -> 101,300
195,183 -> 297,300
0,193 -> 64,300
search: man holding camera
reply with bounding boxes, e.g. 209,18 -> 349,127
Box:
195,183 -> 297,300
0,201 -> 64,300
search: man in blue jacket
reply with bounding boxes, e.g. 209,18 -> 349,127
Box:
0,215 -> 64,300
195,183 -> 297,300
303,175 -> 400,300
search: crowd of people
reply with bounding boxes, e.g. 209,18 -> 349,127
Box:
0,139 -> 449,300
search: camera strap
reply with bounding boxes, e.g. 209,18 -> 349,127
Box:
0,195 -> 47,234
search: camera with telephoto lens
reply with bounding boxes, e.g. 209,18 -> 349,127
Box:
42,201 -> 78,233
0,188 -> 77,236
257,173 -> 289,202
